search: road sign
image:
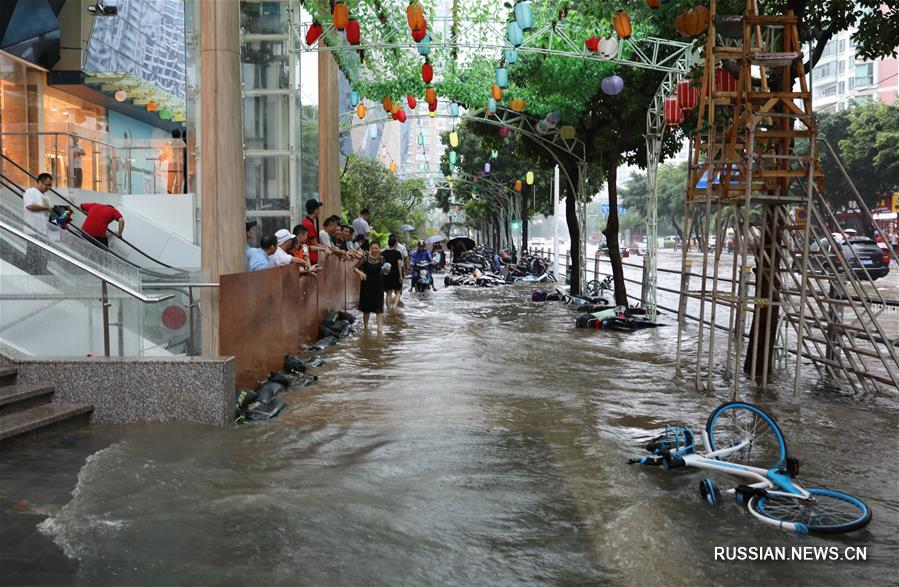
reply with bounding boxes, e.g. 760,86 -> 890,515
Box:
600,204 -> 625,215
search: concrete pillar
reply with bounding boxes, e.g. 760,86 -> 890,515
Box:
200,0 -> 245,356
318,52 -> 341,218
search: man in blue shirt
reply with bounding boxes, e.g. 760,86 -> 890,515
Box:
245,219 -> 274,271
410,240 -> 437,291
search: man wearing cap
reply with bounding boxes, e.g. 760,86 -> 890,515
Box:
245,220 -> 274,271
271,229 -> 301,267
353,208 -> 371,239
410,239 -> 437,291
301,199 -> 331,265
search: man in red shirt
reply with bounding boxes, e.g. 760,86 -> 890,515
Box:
301,199 -> 329,264
80,202 -> 124,248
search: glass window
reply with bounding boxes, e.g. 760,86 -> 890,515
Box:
240,1 -> 289,34
838,39 -> 846,53
243,95 -> 290,150
838,60 -> 845,74
241,40 -> 289,90
245,155 -> 290,211
838,81 -> 845,94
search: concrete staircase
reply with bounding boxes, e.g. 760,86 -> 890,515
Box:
0,367 -> 93,448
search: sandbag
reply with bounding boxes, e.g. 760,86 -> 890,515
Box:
255,380 -> 285,404
284,355 -> 307,374
309,336 -> 337,351
267,372 -> 291,387
235,388 -> 257,410
245,397 -> 287,421
335,310 -> 356,324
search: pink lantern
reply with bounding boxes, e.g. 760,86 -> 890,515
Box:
498,127 -> 509,138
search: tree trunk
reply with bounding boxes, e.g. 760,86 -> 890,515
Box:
564,169 -> 581,294
743,205 -> 782,383
603,163 -> 628,307
493,215 -> 501,250
521,190 -> 529,251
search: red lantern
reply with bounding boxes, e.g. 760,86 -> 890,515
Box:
406,1 -> 425,31
664,95 -> 683,126
332,1 -> 349,30
395,109 -> 407,123
646,0 -> 661,9
714,67 -> 737,93
422,62 -> 433,84
428,101 -> 438,112
407,95 -> 417,109
425,86 -> 437,105
677,79 -> 700,112
585,36 -> 599,53
499,127 -> 509,138
514,180 -> 523,192
411,21 -> 427,43
346,19 -> 361,45
305,22 -> 323,46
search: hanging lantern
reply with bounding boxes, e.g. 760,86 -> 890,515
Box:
332,1 -> 349,30
346,19 -> 361,45
406,1 -> 425,31
601,74 -> 624,96
382,96 -> 394,112
417,34 -> 431,56
395,109 -> 407,122
560,125 -> 576,140
535,120 -> 550,135
305,22 -> 323,45
545,112 -> 560,127
449,131 -> 459,147
484,162 -> 491,174
449,150 -> 457,166
159,109 -> 173,120
714,67 -> 737,93
514,0 -> 534,31
369,126 -> 378,140
613,11 -> 632,39
504,49 -> 518,63
664,95 -> 684,126
646,0 -> 661,9
114,90 -> 127,102
677,6 -> 709,37
147,102 -> 158,112
390,161 -> 397,173
526,171 -> 534,185
418,132 -> 425,145
412,21 -> 428,43
492,84 -> 503,101
599,37 -> 618,59
428,101 -> 438,112
495,67 -> 509,88
421,62 -> 433,85
487,98 -> 497,114
350,91 -> 360,107
498,127 -> 509,138
509,98 -> 526,112
585,36 -> 600,53
407,95 -> 417,109
391,101 -> 401,115
491,150 -> 498,159
507,21 -> 524,47
450,102 -> 460,117
677,79 -> 700,112
357,103 -> 367,119
514,180 -> 523,192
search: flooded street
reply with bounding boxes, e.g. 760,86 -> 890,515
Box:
3,284 -> 898,586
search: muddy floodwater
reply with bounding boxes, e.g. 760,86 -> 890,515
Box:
2,285 -> 897,586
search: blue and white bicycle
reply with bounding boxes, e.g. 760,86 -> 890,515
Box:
628,402 -> 872,535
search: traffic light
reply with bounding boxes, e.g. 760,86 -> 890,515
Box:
893,192 -> 899,213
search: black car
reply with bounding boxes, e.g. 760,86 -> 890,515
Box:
809,236 -> 890,281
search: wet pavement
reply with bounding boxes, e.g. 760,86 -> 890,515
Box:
1,284 -> 898,586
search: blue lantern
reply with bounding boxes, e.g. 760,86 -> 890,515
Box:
449,150 -> 457,166
350,90 -> 359,107
514,0 -> 534,31
504,49 -> 519,64
417,132 -> 424,145
495,67 -> 509,88
369,125 -> 378,139
450,102 -> 460,117
417,34 -> 431,56
507,22 -> 524,47
487,98 -> 497,114
601,75 -> 625,96
484,162 -> 491,174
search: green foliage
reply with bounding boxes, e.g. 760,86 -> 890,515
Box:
837,102 -> 899,205
619,162 -> 689,236
340,155 -> 429,237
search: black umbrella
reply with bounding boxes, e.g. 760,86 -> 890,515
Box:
447,236 -> 475,250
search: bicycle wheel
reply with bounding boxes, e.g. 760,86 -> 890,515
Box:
706,402 -> 787,469
585,280 -> 600,297
749,488 -> 872,535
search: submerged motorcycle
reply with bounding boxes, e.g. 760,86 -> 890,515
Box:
411,260 -> 435,293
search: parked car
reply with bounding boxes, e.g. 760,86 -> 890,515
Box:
810,236 -> 890,281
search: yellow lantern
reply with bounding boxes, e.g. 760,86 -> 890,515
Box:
449,131 -> 459,147
389,161 -> 397,173
526,171 -> 534,185
357,103 -> 367,119
560,125 -> 576,140
429,110 -> 436,118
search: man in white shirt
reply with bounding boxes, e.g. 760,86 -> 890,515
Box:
23,173 -> 54,274
319,215 -> 347,258
270,229 -> 319,275
352,208 -> 371,239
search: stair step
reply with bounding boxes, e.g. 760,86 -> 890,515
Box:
0,402 -> 93,447
0,384 -> 55,415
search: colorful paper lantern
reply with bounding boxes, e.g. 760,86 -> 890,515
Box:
390,161 -> 397,173
114,90 -> 127,102
495,67 -> 509,88
599,37 -> 618,59
369,126 -> 378,139
425,87 -> 437,105
545,112 -> 560,127
159,109 -> 173,120
613,11 -> 632,39
382,96 -> 394,112
346,19 -> 361,45
417,34 -> 431,56
507,21 -> 524,47
450,102 -> 460,117
418,132 -> 425,145
601,75 -> 624,96
585,36 -> 599,53
676,6 -> 710,37
449,131 -> 459,147
526,171 -> 534,185
449,151 -> 457,166
332,1 -> 349,30
714,67 -> 737,93
406,2 -> 425,31
492,84 -> 503,101
357,103 -> 367,119
509,98 -> 526,112
412,21 -> 428,43
514,0 -> 534,31
491,150 -> 498,159
407,95 -> 417,109
504,49 -> 519,63
395,109 -> 407,123
646,0 -> 661,9
514,180 -> 523,192
391,101 -> 401,115
484,162 -> 491,173
677,79 -> 700,112
560,125 -> 576,140
498,127 -> 509,138
428,101 -> 438,112
422,62 -> 433,83
350,91 -> 360,107
305,22 -> 323,45
487,98 -> 497,114
664,96 -> 684,126
147,102 -> 158,112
